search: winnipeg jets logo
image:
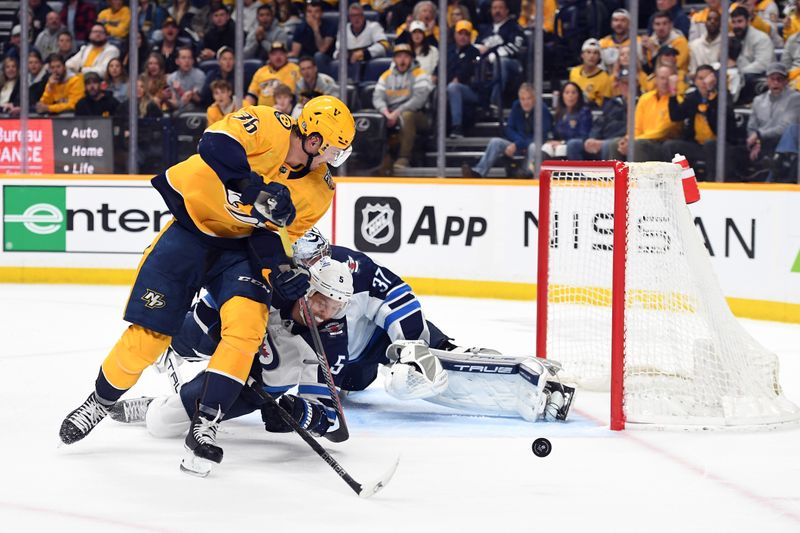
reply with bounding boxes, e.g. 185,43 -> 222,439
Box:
224,189 -> 261,227
258,337 -> 280,370
346,255 -> 359,273
320,321 -> 345,335
141,289 -> 166,309
258,339 -> 273,365
360,202 -> 395,246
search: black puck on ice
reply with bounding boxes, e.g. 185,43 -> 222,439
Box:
532,438 -> 552,457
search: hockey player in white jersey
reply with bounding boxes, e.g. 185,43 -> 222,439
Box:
293,229 -> 574,422
144,229 -> 573,423
112,257 -> 355,475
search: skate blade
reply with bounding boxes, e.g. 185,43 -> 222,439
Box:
180,447 -> 213,478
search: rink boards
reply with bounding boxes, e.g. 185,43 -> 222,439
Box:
0,174 -> 798,323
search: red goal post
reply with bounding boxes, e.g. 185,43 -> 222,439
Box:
536,160 -> 800,430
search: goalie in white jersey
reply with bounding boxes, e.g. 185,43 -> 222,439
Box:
149,229 -> 574,423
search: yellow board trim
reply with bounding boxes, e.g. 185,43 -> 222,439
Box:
404,276 -> 799,323
0,268 -> 797,323
0,266 -> 136,285
406,277 -> 538,300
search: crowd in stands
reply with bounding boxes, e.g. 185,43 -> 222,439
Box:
0,0 -> 798,181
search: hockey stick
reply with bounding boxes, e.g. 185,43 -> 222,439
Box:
278,226 -> 350,443
249,377 -> 398,498
154,347 -> 183,394
296,296 -> 350,442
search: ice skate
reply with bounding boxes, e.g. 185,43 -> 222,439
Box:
180,408 -> 223,478
109,397 -> 153,424
59,393 -> 112,445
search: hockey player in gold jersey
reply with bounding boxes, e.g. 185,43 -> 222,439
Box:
60,96 -> 355,476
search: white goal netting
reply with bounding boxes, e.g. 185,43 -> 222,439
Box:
542,162 -> 800,428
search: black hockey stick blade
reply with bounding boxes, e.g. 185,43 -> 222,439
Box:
252,379 -> 396,498
358,455 -> 400,499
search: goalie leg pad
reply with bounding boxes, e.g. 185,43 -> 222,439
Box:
426,349 -> 575,422
544,381 -> 576,421
519,358 -> 576,421
515,358 -> 550,421
384,341 -> 448,400
146,394 -> 191,438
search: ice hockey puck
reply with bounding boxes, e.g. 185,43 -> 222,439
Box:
532,438 -> 552,457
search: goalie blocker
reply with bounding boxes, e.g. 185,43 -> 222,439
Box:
383,341 -> 575,422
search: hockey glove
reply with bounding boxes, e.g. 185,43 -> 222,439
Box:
384,340 -> 448,400
262,394 -> 331,437
269,267 -> 310,304
240,176 -> 296,227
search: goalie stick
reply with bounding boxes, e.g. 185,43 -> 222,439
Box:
154,348 -> 183,394
279,226 -> 350,443
248,377 -> 398,498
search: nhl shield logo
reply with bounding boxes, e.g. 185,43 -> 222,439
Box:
354,196 -> 402,252
361,203 -> 395,246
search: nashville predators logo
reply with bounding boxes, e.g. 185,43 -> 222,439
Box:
224,189 -> 262,227
274,111 -> 292,130
141,289 -> 166,309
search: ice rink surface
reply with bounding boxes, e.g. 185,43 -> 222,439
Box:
1,284 -> 799,533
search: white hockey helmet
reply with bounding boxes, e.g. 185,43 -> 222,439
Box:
292,227 -> 331,268
307,257 -> 354,318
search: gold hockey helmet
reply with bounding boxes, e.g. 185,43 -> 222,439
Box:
297,95 -> 355,167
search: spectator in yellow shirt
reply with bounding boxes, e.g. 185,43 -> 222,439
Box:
639,46 -> 688,96
245,41 -> 301,106
65,24 -> 121,77
35,53 -> 85,114
640,11 -> 689,76
518,0 -> 556,33
599,8 -> 634,72
615,64 -> 683,162
206,79 -> 234,126
569,38 -> 613,108
786,1 -> 800,41
97,0 -> 131,40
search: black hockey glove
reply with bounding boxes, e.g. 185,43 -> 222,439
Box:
269,267 -> 310,304
240,176 -> 296,227
262,395 -> 332,437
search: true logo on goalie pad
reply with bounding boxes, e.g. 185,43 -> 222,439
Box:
444,363 -> 516,374
141,289 -> 166,309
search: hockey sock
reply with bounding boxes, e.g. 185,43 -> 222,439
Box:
95,368 -> 127,405
198,296 -> 267,411
97,324 -> 172,402
197,371 -> 242,417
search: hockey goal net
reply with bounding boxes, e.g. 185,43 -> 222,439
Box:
536,160 -> 800,430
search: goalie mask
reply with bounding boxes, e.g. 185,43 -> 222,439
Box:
306,257 -> 353,320
292,227 -> 331,268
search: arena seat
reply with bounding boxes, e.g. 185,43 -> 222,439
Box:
350,111 -> 387,173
